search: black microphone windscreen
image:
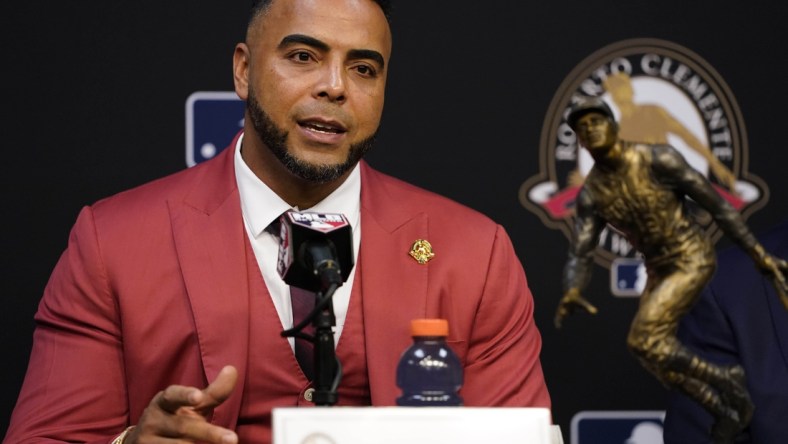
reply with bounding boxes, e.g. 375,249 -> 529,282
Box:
277,211 -> 354,292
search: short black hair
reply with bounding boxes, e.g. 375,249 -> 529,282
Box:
249,0 -> 392,30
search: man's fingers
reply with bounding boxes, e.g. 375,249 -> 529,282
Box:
160,417 -> 237,444
133,413 -> 238,444
155,385 -> 203,414
198,365 -> 238,410
131,366 -> 240,444
153,366 -> 238,414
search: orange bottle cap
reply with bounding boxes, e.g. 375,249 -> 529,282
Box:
410,319 -> 449,337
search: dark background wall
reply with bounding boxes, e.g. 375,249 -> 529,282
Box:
2,1 -> 786,439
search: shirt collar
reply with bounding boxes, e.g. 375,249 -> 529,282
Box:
234,133 -> 361,238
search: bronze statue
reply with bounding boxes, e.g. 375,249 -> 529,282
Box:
554,97 -> 788,443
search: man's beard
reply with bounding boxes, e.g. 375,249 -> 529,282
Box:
246,89 -> 376,184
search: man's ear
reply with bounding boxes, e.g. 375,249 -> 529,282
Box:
233,43 -> 251,101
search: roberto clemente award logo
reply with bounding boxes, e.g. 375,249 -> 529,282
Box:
520,38 -> 769,296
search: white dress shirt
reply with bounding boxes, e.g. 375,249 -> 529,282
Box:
233,134 -> 361,350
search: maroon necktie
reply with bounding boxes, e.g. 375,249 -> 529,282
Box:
290,286 -> 316,380
266,217 -> 316,380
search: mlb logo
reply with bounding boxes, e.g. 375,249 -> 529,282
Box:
289,212 -> 350,233
611,257 -> 647,297
185,91 -> 245,167
571,411 -> 664,444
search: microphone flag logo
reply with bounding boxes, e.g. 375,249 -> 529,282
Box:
288,212 -> 350,233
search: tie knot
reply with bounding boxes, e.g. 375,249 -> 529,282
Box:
265,218 -> 282,237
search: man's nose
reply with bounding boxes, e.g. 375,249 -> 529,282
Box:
314,60 -> 347,103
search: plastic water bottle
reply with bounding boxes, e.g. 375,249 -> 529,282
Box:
396,318 -> 463,406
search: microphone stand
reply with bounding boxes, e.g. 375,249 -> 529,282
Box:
276,212 -> 353,407
281,270 -> 343,406
312,282 -> 341,406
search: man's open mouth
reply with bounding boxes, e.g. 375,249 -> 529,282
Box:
299,120 -> 347,134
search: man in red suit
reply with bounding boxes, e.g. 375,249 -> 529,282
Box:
4,0 -> 550,443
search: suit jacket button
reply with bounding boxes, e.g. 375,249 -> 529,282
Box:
304,388 -> 315,402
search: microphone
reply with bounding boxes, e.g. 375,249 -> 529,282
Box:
277,211 -> 354,293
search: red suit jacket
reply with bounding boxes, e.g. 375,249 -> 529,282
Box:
6,141 -> 550,443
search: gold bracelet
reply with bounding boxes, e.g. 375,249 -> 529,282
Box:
111,426 -> 135,444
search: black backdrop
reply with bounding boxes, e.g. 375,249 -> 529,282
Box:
2,1 -> 787,439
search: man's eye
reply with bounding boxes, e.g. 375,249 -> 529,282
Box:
292,51 -> 311,62
355,65 -> 376,77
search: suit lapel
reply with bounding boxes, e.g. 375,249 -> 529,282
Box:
168,142 -> 249,428
358,163 -> 431,405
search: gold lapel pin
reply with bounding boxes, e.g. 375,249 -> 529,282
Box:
409,239 -> 435,264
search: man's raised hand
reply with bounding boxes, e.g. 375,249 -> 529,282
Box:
125,365 -> 239,444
